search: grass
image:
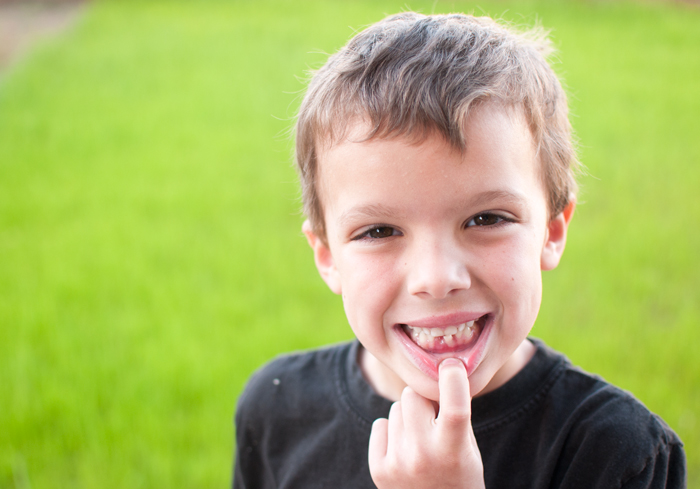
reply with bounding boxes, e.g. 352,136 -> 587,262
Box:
0,0 -> 698,487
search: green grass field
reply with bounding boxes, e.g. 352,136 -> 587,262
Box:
1,0 -> 698,487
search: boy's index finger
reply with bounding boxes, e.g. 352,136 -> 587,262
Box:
436,358 -> 471,438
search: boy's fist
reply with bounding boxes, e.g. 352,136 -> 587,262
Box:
368,359 -> 485,489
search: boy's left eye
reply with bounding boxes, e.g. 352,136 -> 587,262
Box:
466,213 -> 507,227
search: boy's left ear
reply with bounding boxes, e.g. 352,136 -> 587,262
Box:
302,220 -> 343,294
541,200 -> 575,271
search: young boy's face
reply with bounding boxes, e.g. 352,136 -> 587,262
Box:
305,103 -> 573,402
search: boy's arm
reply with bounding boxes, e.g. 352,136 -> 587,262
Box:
233,397 -> 271,489
232,367 -> 279,489
368,359 -> 485,489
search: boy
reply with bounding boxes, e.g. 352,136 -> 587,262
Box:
234,12 -> 685,488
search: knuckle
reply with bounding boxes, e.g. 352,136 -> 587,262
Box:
401,386 -> 417,401
440,408 -> 471,425
371,417 -> 388,431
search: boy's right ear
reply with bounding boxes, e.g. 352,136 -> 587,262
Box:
302,220 -> 342,295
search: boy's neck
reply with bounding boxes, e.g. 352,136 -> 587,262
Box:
357,346 -> 406,402
479,339 -> 536,396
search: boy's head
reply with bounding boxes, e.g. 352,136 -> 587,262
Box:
296,13 -> 578,402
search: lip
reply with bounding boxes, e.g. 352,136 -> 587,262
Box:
400,311 -> 487,329
393,313 -> 493,381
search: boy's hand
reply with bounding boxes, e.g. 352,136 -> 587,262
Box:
368,359 -> 485,489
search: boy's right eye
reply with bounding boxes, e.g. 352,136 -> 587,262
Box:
354,226 -> 400,240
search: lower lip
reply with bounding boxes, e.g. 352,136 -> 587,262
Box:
394,316 -> 492,381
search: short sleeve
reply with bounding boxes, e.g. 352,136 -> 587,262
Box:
620,435 -> 686,489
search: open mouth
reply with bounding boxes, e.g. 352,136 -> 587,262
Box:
401,319 -> 481,353
395,314 -> 491,378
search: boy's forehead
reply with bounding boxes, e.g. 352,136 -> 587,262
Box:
315,103 -> 538,182
315,120 -> 449,186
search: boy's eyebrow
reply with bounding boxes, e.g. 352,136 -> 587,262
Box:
468,190 -> 529,209
338,204 -> 406,227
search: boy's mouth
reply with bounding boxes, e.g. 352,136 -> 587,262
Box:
395,313 -> 491,379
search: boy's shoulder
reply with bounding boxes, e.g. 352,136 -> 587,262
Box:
236,341 -> 352,413
234,341 -> 387,488
550,348 -> 685,487
236,340 -> 391,426
536,339 -> 681,447
475,338 -> 686,488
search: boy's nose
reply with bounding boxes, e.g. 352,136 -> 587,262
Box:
405,237 -> 471,299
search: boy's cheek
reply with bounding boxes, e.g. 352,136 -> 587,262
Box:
338,255 -> 401,302
479,243 -> 541,298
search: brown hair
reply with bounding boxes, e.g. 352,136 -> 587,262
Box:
295,12 -> 578,241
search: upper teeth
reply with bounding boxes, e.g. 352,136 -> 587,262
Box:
406,320 -> 475,338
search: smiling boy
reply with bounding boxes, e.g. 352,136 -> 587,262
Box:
234,13 -> 685,489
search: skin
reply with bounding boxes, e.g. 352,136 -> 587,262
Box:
304,103 -> 574,488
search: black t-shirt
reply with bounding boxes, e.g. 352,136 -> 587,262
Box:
233,338 -> 685,488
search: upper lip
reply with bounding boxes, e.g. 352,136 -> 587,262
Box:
397,311 -> 488,329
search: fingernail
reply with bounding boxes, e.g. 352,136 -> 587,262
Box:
440,358 -> 462,369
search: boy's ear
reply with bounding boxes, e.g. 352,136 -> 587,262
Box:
302,220 -> 342,294
541,200 -> 575,271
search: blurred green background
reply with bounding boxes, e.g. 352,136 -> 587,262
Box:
0,0 -> 698,487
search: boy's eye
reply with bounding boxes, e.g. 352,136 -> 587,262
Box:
466,213 -> 505,227
357,226 -> 400,239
